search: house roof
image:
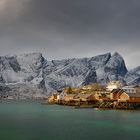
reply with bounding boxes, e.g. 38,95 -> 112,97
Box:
65,94 -> 77,97
111,89 -> 124,94
75,93 -> 94,99
99,93 -> 108,97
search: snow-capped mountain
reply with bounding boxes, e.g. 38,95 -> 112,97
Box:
125,66 -> 140,85
0,52 -> 139,98
43,52 -> 128,92
96,52 -> 127,84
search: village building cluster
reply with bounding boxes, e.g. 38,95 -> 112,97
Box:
48,81 -> 140,109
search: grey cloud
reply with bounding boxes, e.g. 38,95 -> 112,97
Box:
0,0 -> 140,68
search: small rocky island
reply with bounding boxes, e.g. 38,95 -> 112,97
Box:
48,81 -> 140,109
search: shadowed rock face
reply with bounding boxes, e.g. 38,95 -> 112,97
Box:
102,52 -> 128,84
125,66 -> 140,85
0,52 -> 138,97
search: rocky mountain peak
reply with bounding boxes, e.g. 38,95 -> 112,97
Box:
0,52 -> 139,97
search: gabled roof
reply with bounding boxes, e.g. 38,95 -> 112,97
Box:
111,89 -> 124,94
75,93 -> 94,99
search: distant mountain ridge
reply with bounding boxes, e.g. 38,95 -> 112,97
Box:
0,52 -> 139,98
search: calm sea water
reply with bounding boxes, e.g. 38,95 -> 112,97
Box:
0,101 -> 140,140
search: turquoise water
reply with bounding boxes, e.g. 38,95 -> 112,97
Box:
0,101 -> 140,140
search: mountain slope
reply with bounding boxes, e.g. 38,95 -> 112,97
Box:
0,52 -> 138,98
43,52 -> 128,92
125,66 -> 140,85
0,53 -> 45,84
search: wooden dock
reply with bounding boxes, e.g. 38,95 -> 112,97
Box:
56,99 -> 140,109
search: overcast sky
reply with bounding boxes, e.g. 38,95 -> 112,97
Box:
0,0 -> 140,69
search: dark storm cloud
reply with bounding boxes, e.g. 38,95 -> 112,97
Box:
0,0 -> 140,68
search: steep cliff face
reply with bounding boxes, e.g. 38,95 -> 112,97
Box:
96,52 -> 127,84
0,52 -> 138,97
0,53 -> 45,84
125,66 -> 140,85
105,52 -> 128,77
0,56 -> 20,83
